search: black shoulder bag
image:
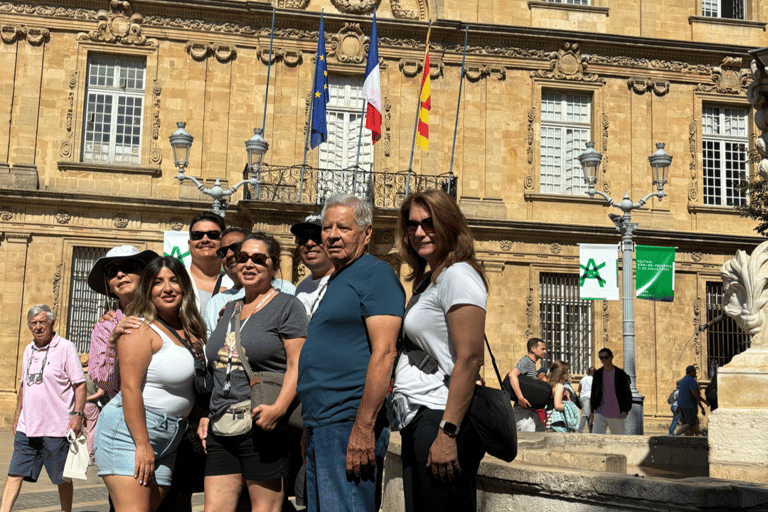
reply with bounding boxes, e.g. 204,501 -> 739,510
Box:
402,334 -> 518,463
156,317 -> 212,396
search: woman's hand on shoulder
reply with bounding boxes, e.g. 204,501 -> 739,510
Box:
108,316 -> 144,345
252,403 -> 284,431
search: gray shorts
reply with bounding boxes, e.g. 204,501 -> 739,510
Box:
94,393 -> 187,487
8,431 -> 69,485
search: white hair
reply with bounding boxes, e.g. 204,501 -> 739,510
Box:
321,194 -> 373,231
27,304 -> 55,325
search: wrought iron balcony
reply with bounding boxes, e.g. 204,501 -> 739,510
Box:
245,164 -> 457,209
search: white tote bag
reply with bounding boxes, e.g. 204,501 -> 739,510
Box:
62,430 -> 88,481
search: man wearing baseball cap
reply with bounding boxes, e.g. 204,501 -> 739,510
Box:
675,365 -> 709,436
291,213 -> 334,318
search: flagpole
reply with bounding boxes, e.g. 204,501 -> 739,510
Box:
355,10 -> 376,174
448,25 -> 468,196
254,7 -> 276,199
300,10 -> 323,201
406,20 -> 431,198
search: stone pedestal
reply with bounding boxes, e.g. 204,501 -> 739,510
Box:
709,348 -> 768,483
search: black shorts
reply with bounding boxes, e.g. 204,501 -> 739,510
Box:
205,424 -> 292,482
679,407 -> 698,427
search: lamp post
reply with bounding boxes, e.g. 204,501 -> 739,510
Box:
169,122 -> 269,217
578,141 -> 672,435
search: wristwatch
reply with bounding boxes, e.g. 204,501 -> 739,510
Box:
70,411 -> 85,418
439,420 -> 460,438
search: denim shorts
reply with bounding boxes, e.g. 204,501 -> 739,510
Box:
8,432 -> 69,485
94,393 -> 187,487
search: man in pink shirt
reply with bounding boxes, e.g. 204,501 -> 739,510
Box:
589,348 -> 632,435
0,305 -> 86,512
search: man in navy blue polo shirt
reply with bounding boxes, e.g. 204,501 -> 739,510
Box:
675,365 -> 708,436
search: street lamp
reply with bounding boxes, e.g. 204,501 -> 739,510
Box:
578,141 -> 672,435
245,128 -> 269,199
169,122 -> 269,217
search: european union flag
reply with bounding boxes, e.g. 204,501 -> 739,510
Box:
310,15 -> 329,149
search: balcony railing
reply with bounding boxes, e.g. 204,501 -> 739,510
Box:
245,164 -> 457,209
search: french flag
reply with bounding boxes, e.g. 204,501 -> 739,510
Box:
362,13 -> 381,144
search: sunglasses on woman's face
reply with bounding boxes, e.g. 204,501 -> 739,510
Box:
190,230 -> 221,241
216,242 -> 241,259
405,217 -> 436,235
105,260 -> 144,279
236,252 -> 270,267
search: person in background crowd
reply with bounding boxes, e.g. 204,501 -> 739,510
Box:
590,348 -> 632,435
95,257 -> 205,512
391,189 -> 488,512
507,338 -> 547,432
668,378 -> 683,436
198,232 -> 307,512
0,305 -> 86,512
186,211 -> 232,315
297,194 -> 404,512
546,361 -> 576,433
81,353 -> 106,463
577,366 -> 595,433
205,227 -> 296,339
87,246 -> 159,400
675,365 -> 709,437
705,365 -> 718,412
291,213 -> 334,319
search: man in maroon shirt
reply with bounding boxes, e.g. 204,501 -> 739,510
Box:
590,348 -> 632,435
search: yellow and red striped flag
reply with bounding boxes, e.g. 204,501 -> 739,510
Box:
416,49 -> 431,152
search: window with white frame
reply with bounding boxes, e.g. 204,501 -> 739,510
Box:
317,76 -> 374,203
702,0 -> 744,19
82,55 -> 146,165
539,272 -> 593,374
702,105 -> 749,207
66,246 -> 113,353
540,92 -> 591,195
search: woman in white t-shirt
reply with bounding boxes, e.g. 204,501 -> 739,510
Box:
391,189 -> 488,512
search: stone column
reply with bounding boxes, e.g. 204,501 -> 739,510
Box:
278,239 -> 295,285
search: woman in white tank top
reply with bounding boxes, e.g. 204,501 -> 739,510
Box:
95,256 -> 207,512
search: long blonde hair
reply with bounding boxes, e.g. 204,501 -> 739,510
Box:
547,360 -> 570,391
126,256 -> 207,343
396,189 -> 488,293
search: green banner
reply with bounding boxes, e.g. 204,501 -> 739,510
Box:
635,245 -> 675,302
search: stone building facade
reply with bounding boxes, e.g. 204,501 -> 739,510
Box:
0,0 -> 764,428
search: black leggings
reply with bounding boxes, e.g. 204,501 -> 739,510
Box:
400,407 -> 485,512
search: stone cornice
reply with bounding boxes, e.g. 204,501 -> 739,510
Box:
57,162 -> 161,176
0,188 -> 209,214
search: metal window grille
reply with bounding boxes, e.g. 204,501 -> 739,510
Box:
317,76 -> 374,203
702,105 -> 748,206
82,55 -> 146,165
539,272 -> 593,374
706,281 -> 750,373
540,92 -> 591,195
66,246 -> 112,353
702,0 -> 745,18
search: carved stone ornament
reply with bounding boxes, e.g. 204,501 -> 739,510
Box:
0,207 -> 12,221
170,218 -> 184,231
258,48 -> 303,67
694,57 -> 749,95
329,23 -> 368,65
531,42 -> 604,83
499,240 -> 513,251
1,25 -> 49,45
465,64 -> 505,82
399,59 -> 422,78
277,0 -> 310,8
383,95 -> 392,157
77,0 -> 156,46
113,213 -> 129,228
549,243 -> 562,255
601,112 -> 611,195
60,72 -> 78,159
692,298 -> 701,356
52,262 -> 63,318
688,120 -> 697,202
525,287 -> 534,339
691,252 -> 702,262
148,80 -> 162,165
525,107 -> 535,190
380,230 -> 394,244
602,301 -> 609,344
627,77 -> 669,96
54,210 -> 71,224
391,0 -> 420,19
721,241 -> 768,348
185,41 -> 237,63
330,0 -> 381,15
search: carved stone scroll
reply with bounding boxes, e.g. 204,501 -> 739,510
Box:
77,0 -> 156,47
694,57 -> 749,95
531,42 -> 604,83
330,0 -> 381,15
329,23 -> 367,65
627,77 -> 669,96
525,108 -> 535,190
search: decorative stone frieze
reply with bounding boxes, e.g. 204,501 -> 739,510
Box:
54,210 -> 71,224
531,42 -> 604,83
627,77 -> 669,96
277,0 -> 309,8
688,120 -> 697,202
694,57 -> 749,95
499,240 -> 512,251
149,80 -> 162,165
601,113 -> 611,195
330,0 -> 380,15
549,243 -> 561,255
525,107 -> 535,190
77,0 -> 156,47
0,25 -> 49,45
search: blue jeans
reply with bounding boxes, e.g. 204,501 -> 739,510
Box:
669,405 -> 681,435
304,421 -> 389,512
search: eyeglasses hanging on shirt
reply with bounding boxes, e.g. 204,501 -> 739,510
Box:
25,345 -> 50,386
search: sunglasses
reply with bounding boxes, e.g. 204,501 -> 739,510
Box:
296,233 -> 322,246
599,355 -> 611,360
216,242 -> 242,259
236,251 -> 270,267
405,218 -> 436,235
105,260 -> 144,279
190,230 -> 221,241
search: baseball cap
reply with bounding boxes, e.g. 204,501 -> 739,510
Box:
290,213 -> 322,236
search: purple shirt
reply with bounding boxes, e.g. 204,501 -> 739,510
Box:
17,334 -> 85,437
596,368 -> 621,418
88,309 -> 124,398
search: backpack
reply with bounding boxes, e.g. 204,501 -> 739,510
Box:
667,387 -> 679,405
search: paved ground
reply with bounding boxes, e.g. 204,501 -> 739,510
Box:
0,430 -> 205,512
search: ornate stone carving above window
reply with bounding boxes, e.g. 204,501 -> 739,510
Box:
465,65 -> 505,82
531,42 -> 604,83
627,77 -> 670,96
328,23 -> 368,65
185,41 -> 237,63
77,0 -> 156,47
694,57 -> 749,95
1,25 -> 49,45
258,48 -> 303,67
330,0 -> 380,15
399,58 -> 442,78
275,0 -> 310,8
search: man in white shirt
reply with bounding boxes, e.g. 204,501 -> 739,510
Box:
186,211 -> 233,315
291,213 -> 333,318
577,366 -> 595,433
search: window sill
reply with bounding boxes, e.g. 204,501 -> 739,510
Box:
524,191 -> 609,204
688,204 -> 742,215
528,1 -> 610,15
688,15 -> 766,29
57,161 -> 161,177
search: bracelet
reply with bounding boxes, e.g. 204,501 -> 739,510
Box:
70,411 -> 85,418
